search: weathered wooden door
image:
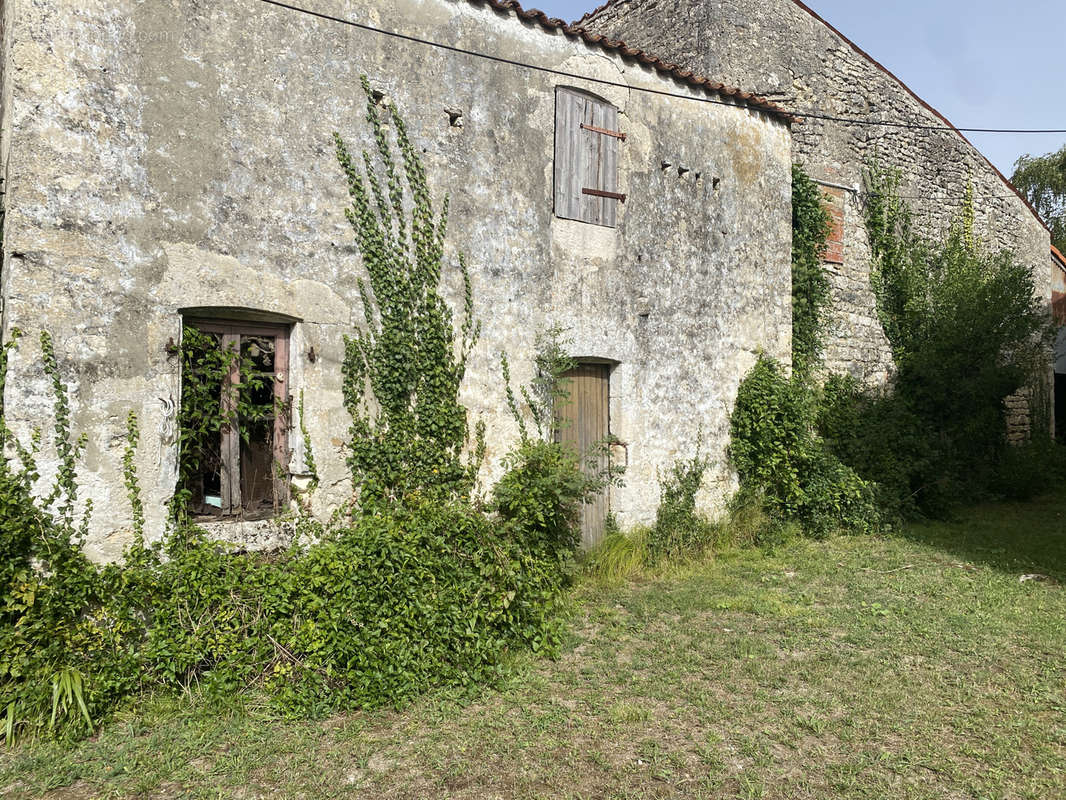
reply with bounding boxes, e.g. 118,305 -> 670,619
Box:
556,364 -> 610,548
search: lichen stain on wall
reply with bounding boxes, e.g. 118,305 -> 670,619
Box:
723,124 -> 766,188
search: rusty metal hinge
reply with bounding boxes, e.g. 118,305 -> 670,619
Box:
582,188 -> 627,203
581,123 -> 627,141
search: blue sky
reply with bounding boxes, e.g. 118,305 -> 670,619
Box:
531,0 -> 1065,178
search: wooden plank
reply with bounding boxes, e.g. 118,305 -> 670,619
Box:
272,333 -> 290,510
554,88 -> 585,222
581,97 -> 601,225
220,332 -> 241,514
602,102 -> 619,228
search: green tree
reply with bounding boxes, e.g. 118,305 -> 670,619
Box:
1011,144 -> 1066,253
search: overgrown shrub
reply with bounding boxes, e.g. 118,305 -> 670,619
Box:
837,165 -> 1057,514
817,374 -> 934,520
730,356 -> 879,537
492,439 -> 590,558
0,348 -> 584,741
993,436 -> 1066,501
123,499 -> 570,718
727,166 -> 878,538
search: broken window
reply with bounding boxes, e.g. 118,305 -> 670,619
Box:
554,87 -> 626,227
178,318 -> 291,519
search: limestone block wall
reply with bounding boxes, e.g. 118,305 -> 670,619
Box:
583,0 -> 1053,387
0,0 -> 792,556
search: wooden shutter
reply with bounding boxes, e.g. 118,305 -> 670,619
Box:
555,363 -> 611,547
554,88 -> 622,227
822,186 -> 845,264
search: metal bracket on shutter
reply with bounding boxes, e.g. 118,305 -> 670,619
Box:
582,188 -> 627,203
580,123 -> 627,141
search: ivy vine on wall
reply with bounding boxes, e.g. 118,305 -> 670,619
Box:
790,165 -> 833,377
334,76 -> 484,505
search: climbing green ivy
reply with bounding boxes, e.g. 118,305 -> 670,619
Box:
122,411 -> 145,544
40,332 -> 90,534
335,76 -> 484,505
298,389 -> 319,498
0,327 -> 21,448
790,165 -> 833,377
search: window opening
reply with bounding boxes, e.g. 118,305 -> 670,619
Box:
178,318 -> 291,520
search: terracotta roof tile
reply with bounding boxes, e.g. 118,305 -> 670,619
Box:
465,0 -> 795,123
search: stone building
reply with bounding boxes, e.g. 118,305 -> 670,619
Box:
581,0 -> 1053,387
0,0 -> 794,556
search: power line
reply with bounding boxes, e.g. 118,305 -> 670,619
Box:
252,0 -> 1066,135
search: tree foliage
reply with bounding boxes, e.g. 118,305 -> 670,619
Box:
1011,143 -> 1066,253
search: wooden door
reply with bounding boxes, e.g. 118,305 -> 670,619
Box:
556,364 -> 610,547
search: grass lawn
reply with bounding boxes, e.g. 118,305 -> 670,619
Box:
2,491 -> 1064,799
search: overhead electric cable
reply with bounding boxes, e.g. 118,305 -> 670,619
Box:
252,0 -> 1066,135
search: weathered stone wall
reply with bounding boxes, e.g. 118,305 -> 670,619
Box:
0,0 -> 792,556
583,0 -> 1053,387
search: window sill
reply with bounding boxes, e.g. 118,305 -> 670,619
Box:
195,518 -> 294,552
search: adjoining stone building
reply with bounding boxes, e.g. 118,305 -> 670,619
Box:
581,0 -> 1053,388
0,0 -> 794,556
